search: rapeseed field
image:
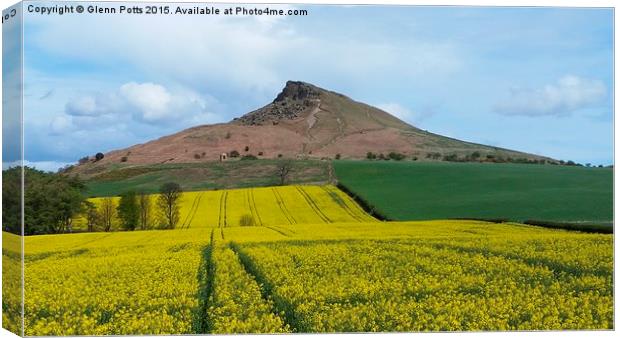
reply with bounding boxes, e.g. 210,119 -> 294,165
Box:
2,186 -> 613,335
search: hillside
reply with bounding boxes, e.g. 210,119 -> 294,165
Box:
71,81 -> 552,177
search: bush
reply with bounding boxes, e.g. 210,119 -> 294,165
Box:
335,154 -> 341,160
278,154 -> 283,158
78,156 -> 90,164
427,152 -> 441,160
258,151 -> 264,156
120,156 -> 128,162
388,152 -> 405,161
366,152 -> 377,160
193,153 -> 201,159
524,220 -> 612,234
95,152 -> 105,161
230,150 -> 240,158
239,214 -> 255,226
244,146 -> 250,152
241,154 -> 258,160
443,154 -> 458,162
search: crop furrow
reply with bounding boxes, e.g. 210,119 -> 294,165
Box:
321,186 -> 364,222
272,188 -> 296,225
250,189 -> 264,226
295,186 -> 331,223
185,193 -> 204,229
229,242 -> 306,332
194,229 -> 215,333
266,226 -> 291,237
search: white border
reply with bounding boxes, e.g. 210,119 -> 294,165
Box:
0,1 -> 616,338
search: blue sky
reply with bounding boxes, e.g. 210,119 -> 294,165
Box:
11,3 -> 614,170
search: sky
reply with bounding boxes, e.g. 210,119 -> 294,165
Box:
4,2 -> 614,171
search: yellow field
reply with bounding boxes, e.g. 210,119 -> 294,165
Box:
2,185 -> 614,335
75,185 -> 376,230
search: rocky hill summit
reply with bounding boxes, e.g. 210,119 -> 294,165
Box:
234,81 -> 323,126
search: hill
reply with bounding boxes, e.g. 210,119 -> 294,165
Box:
70,81 -> 552,178
334,161 -> 613,224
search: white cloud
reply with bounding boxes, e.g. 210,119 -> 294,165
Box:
65,96 -> 98,116
493,75 -> 606,117
25,5 -> 462,96
64,82 -> 222,125
376,102 -> 434,125
119,82 -> 172,122
50,115 -> 73,134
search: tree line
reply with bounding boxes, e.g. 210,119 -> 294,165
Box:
2,167 -> 184,235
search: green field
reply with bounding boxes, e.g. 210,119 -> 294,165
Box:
334,161 -> 613,223
83,160 -> 330,197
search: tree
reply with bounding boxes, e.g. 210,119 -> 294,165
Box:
117,191 -> 139,231
83,201 -> 99,232
276,160 -> 293,186
95,152 -> 105,161
137,191 -> 152,230
9,167 -> 87,235
157,183 -> 182,229
2,167 -> 21,234
100,197 -> 116,232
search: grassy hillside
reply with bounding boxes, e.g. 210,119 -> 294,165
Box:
334,161 -> 613,223
83,160 -> 330,197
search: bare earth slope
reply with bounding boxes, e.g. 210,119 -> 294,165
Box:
75,81 -> 551,171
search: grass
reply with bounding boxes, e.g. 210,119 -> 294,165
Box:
334,160 -> 613,224
85,160 -> 329,197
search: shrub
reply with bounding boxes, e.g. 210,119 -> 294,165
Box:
258,151 -> 264,156
78,156 -> 90,164
335,154 -> 341,160
95,152 -> 105,161
278,154 -> 283,158
120,156 -> 128,163
241,154 -> 258,160
388,152 -> 405,161
244,146 -> 249,152
366,152 -> 377,160
443,154 -> 458,162
239,214 -> 255,227
194,153 -> 201,159
230,150 -> 240,158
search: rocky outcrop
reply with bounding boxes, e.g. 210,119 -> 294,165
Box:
234,81 -> 321,126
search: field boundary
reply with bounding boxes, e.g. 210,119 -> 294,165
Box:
523,220 -> 613,234
335,183 -> 390,221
